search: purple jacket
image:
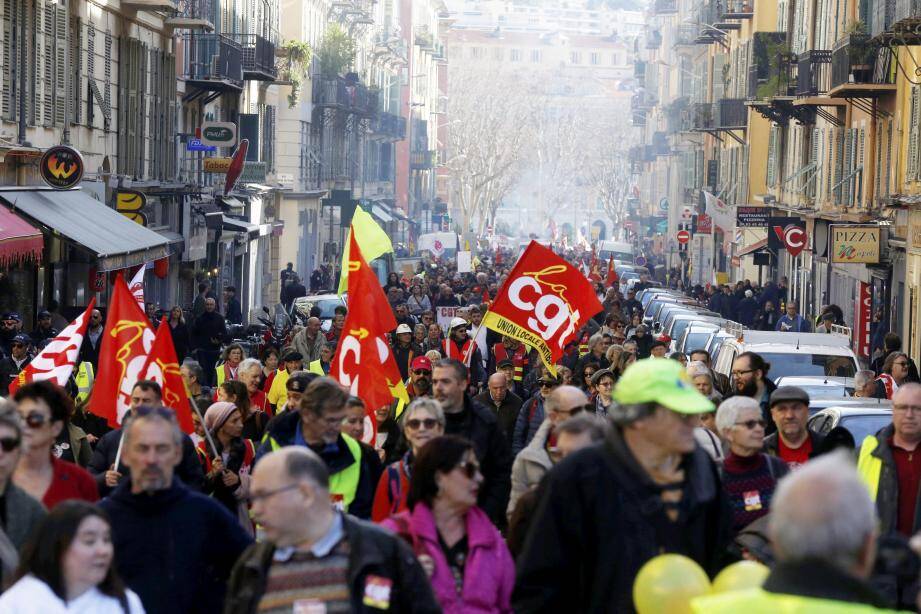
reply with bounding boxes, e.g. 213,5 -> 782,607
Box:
382,503 -> 514,614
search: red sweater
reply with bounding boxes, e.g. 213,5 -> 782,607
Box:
43,457 -> 99,509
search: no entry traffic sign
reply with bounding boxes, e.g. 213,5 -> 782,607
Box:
677,230 -> 691,244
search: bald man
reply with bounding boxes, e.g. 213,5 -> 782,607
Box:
507,385 -> 589,517
290,316 -> 326,365
227,448 -> 439,613
475,371 -> 523,448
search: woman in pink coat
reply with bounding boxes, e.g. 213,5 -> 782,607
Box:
382,435 -> 514,614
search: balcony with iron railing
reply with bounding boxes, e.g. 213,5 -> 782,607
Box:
370,112 -> 407,141
653,0 -> 678,14
411,150 -> 436,170
165,0 -> 213,30
870,0 -> 921,41
414,26 -> 436,51
829,34 -> 895,96
180,33 -> 243,92
695,99 -> 747,130
674,24 -> 698,46
230,34 -> 277,81
796,50 -> 832,96
720,0 -> 754,18
664,97 -> 691,133
312,78 -> 379,116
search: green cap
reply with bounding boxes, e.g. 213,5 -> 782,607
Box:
612,357 -> 715,414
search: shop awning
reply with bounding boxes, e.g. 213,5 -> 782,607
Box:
221,215 -> 259,235
738,238 -> 768,256
371,204 -> 393,223
157,230 -> 185,246
0,187 -> 170,271
0,206 -> 43,267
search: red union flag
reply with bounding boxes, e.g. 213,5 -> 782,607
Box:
87,273 -> 156,427
331,232 -> 404,413
484,241 -> 603,374
138,318 -> 195,434
9,299 -> 96,395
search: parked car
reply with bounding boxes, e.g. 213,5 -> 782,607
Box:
713,330 -> 860,383
773,375 -> 855,399
677,322 -> 721,356
807,405 -> 893,447
292,293 -> 347,330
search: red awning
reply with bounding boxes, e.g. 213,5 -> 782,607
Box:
0,206 -> 43,266
737,238 -> 768,256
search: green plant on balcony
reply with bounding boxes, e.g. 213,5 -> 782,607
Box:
753,33 -> 791,98
318,23 -> 357,77
278,40 -> 312,108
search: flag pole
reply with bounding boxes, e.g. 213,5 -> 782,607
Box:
113,430 -> 125,470
185,386 -> 220,458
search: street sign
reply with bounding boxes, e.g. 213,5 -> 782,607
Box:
677,230 -> 691,244
768,217 -> 807,257
635,256 -> 647,266
200,121 -> 237,147
39,145 -> 84,189
203,157 -> 232,173
186,138 -> 217,153
658,197 -> 669,212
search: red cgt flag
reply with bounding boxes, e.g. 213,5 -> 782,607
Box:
483,240 -> 603,375
87,273 -> 156,427
9,299 -> 96,395
331,232 -> 403,414
137,317 -> 195,434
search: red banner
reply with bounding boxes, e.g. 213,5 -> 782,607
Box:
855,282 -> 872,358
87,273 -> 156,427
138,318 -> 195,434
10,300 -> 95,395
331,232 -> 404,412
483,240 -> 603,374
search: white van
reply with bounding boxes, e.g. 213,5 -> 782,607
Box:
598,240 -> 635,262
713,329 -> 860,382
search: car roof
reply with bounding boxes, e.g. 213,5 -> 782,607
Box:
739,330 -> 851,349
812,403 -> 893,416
741,343 -> 855,356
775,376 -> 854,386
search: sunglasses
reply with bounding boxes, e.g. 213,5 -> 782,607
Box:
539,380 -> 558,388
406,418 -> 439,430
413,370 -> 432,376
735,419 -> 767,430
456,460 -> 481,479
24,412 -> 48,428
0,437 -> 19,452
11,343 -> 24,349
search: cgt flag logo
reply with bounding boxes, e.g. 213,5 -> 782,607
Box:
483,241 -> 602,375
768,217 -> 808,257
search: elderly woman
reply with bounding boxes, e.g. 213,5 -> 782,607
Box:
372,398 -> 445,522
423,323 -> 444,353
877,351 -> 912,399
259,347 -> 280,393
382,435 -> 515,613
413,323 -> 428,347
687,361 -> 723,403
237,357 -> 271,415
0,501 -> 144,612
215,343 -> 245,388
197,402 -> 254,535
715,396 -> 789,533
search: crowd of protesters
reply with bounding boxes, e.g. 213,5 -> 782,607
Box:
0,247 -> 920,613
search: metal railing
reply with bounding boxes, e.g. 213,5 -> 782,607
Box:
796,50 -> 832,96
312,78 -> 379,116
830,34 -> 894,89
411,150 -> 436,169
180,33 -> 243,89
231,34 -> 277,81
370,112 -> 407,140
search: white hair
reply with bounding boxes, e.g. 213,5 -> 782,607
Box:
686,361 -> 712,380
715,396 -> 760,434
404,398 -> 445,427
853,370 -> 875,391
238,357 -> 262,375
769,450 -> 876,570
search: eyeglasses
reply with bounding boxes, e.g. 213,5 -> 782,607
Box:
731,369 -> 756,378
23,412 -> 49,429
406,418 -> 439,430
735,419 -> 767,430
614,323 -> 625,328
247,482 -> 300,503
455,460 -> 481,479
551,404 -> 590,417
10,343 -> 24,349
0,437 -> 20,452
894,361 -> 910,368
539,380 -> 557,388
413,370 -> 432,376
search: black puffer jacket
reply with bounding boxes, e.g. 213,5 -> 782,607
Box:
513,425 -> 731,613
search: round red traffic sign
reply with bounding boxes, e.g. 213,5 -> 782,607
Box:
677,230 -> 691,244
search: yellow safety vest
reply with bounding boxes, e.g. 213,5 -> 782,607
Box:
308,359 -> 324,375
268,432 -> 362,512
691,587 -> 904,613
75,362 -> 95,404
857,434 -> 882,502
267,368 -> 289,407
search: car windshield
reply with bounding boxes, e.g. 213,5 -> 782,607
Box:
839,414 -> 891,447
793,384 -> 852,398
760,353 -> 857,379
683,331 -> 716,354
670,318 -> 697,342
315,298 -> 343,319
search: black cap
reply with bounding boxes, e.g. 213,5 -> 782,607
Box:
769,386 -> 810,408
286,370 -> 316,392
650,339 -> 668,349
3,312 -> 22,322
12,333 -> 30,345
37,310 -> 51,319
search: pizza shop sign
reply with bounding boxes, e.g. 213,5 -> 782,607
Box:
830,225 -> 880,264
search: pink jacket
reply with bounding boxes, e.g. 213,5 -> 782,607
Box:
382,503 -> 514,614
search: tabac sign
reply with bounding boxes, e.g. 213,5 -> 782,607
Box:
831,225 -> 881,264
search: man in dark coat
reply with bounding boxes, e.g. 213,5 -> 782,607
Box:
190,297 -> 226,386
100,405 -> 251,614
736,290 -> 760,326
475,371 -> 524,448
514,358 -> 730,613
223,286 -> 243,324
432,359 -> 512,527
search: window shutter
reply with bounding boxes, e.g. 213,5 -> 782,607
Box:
885,119 -> 893,197
53,0 -> 67,126
911,86 -> 921,182
70,16 -> 81,125
857,127 -> 865,206
1,0 -> 13,120
767,125 -> 777,187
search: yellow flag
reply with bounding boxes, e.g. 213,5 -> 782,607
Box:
337,206 -> 393,295
390,379 -> 410,419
